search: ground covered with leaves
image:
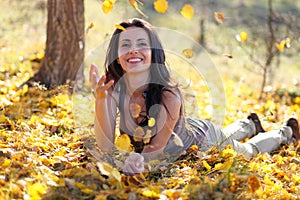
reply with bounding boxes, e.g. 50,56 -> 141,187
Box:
1,59 -> 300,200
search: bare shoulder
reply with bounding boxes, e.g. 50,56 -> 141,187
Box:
162,88 -> 182,111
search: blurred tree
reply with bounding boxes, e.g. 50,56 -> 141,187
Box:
25,0 -> 85,89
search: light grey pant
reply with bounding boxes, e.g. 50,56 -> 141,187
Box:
204,118 -> 293,158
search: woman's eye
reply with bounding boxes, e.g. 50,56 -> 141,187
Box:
137,42 -> 148,47
121,43 -> 130,47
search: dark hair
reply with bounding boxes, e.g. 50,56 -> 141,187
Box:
105,18 -> 183,121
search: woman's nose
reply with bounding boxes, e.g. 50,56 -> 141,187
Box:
129,46 -> 138,54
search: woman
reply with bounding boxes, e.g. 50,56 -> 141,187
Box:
90,18 -> 300,175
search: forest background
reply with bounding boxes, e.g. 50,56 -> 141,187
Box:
1,0 -> 300,199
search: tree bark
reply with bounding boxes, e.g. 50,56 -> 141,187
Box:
26,0 -> 85,89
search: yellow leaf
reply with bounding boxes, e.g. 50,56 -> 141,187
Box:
202,160 -> 211,171
276,40 -> 285,52
180,4 -> 194,19
213,163 -> 224,171
154,0 -> 168,13
0,115 -> 7,123
115,134 -> 132,152
142,188 -> 161,198
236,31 -> 248,42
102,0 -> 113,14
264,174 -> 274,186
2,159 -> 11,168
97,162 -> 122,182
129,0 -> 148,18
248,174 -> 260,193
182,49 -> 195,59
129,0 -> 138,8
134,126 -> 145,142
214,12 -> 224,24
115,24 -> 126,31
27,183 -> 47,200
130,103 -> 141,118
143,129 -> 152,144
97,162 -> 114,176
148,117 -> 156,127
81,188 -> 95,194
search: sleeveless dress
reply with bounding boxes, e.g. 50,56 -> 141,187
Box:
118,89 -> 208,157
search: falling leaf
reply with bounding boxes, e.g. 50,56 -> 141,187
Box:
276,40 -> 285,52
102,0 -> 114,14
129,0 -> 148,18
236,31 -> 248,42
134,126 -> 145,142
248,174 -> 261,193
115,134 -> 132,152
148,117 -> 156,127
143,129 -> 152,144
214,12 -> 224,24
285,37 -> 291,48
223,54 -> 233,59
182,49 -> 195,59
180,4 -> 194,19
115,24 -> 126,31
130,103 -> 141,118
154,0 -> 168,13
129,0 -> 138,8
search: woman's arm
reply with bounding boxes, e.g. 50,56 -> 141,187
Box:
142,90 -> 182,160
90,64 -> 117,151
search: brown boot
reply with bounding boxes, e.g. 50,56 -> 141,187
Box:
247,113 -> 266,135
287,118 -> 300,141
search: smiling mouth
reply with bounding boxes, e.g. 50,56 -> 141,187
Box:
127,58 -> 143,63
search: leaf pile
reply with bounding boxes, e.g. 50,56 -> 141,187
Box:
1,60 -> 300,199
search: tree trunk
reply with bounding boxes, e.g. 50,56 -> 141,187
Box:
27,0 -> 85,89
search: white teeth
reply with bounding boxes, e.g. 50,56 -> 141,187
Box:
128,58 -> 142,63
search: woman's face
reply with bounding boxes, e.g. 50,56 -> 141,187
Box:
118,27 -> 152,74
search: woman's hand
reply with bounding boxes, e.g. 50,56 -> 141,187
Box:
123,152 -> 145,175
89,64 -> 114,99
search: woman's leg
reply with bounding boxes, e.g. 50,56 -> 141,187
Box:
203,119 -> 294,158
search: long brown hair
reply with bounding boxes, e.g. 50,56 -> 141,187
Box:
105,18 -> 183,122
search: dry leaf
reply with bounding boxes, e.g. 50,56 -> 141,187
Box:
248,174 -> 261,193
134,126 -> 145,142
154,0 -> 168,13
214,12 -> 224,24
223,54 -> 233,59
143,129 -> 152,144
115,134 -> 132,152
180,4 -> 194,19
130,103 -> 141,118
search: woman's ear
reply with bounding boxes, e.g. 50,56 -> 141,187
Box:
117,58 -> 120,64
